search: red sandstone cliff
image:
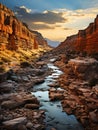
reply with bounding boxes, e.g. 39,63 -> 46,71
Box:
0,3 -> 47,51
57,15 -> 98,54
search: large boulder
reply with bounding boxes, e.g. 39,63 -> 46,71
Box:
68,57 -> 98,80
1,92 -> 39,109
2,117 -> 27,130
0,83 -> 14,93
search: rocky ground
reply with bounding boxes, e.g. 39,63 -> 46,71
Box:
0,57 -> 52,130
49,54 -> 98,130
0,51 -> 98,130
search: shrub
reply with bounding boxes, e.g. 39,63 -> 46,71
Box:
20,61 -> 31,68
89,78 -> 98,87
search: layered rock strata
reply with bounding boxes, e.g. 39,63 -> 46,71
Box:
56,15 -> 98,54
0,3 -> 47,51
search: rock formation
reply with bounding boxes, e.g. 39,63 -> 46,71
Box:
0,3 -> 47,51
56,15 -> 98,54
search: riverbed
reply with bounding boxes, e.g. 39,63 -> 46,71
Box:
32,60 -> 84,130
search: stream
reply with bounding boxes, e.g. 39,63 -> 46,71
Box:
32,59 -> 84,130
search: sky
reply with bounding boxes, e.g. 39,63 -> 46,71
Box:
0,0 -> 98,41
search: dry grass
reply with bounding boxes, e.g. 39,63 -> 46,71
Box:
0,46 -> 51,70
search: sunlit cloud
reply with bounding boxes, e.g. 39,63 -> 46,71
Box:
20,6 -> 32,13
15,6 -> 98,41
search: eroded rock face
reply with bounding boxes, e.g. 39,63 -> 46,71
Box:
56,15 -> 98,54
55,56 -> 98,130
0,3 -> 47,51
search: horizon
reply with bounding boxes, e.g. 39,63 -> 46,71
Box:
0,0 -> 98,42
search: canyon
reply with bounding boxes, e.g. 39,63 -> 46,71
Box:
0,3 -> 47,51
50,14 -> 98,130
0,3 -> 98,130
56,15 -> 98,54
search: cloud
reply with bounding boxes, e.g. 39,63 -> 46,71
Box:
20,6 -> 32,13
31,22 -> 55,30
14,6 -> 98,41
15,6 -> 67,24
63,28 -> 72,30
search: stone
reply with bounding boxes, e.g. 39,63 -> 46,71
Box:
49,88 -> 64,101
68,57 -> 98,80
2,117 -> 27,130
34,78 -> 45,84
51,128 -> 57,130
0,83 -> 13,93
18,124 -> 27,130
24,97 -> 39,104
24,104 -> 39,109
26,122 -> 33,129
1,100 -> 19,109
34,124 -> 43,130
0,72 -> 8,83
89,111 -> 98,123
93,85 -> 98,94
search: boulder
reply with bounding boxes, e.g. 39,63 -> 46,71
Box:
0,83 -> 13,93
89,111 -> 98,123
1,100 -> 23,109
68,57 -> 98,80
24,104 -> 39,109
2,117 -> 27,130
49,88 -> 64,101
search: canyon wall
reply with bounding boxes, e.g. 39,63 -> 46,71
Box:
0,3 -> 47,51
57,15 -> 98,54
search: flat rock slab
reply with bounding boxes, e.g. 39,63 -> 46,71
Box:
3,117 -> 27,130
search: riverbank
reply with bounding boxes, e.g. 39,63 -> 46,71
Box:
0,56 -> 51,130
53,54 -> 98,130
1,51 -> 98,130
32,62 -> 84,130
0,54 -> 84,130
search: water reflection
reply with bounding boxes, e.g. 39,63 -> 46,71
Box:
32,60 -> 84,130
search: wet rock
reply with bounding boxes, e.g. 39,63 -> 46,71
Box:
49,88 -> 64,101
0,83 -> 14,93
1,92 -> 39,110
24,97 -> 39,104
34,124 -> 44,130
21,76 -> 29,82
34,78 -> 45,84
51,128 -> 57,130
11,75 -> 21,82
0,72 -> 8,83
1,100 -> 20,109
26,122 -> 33,129
17,124 -> 27,130
89,110 -> 98,123
48,83 -> 59,88
2,117 -> 27,130
24,104 -> 39,109
93,85 -> 98,94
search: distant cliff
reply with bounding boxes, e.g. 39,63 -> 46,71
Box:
0,3 -> 47,51
56,15 -> 98,54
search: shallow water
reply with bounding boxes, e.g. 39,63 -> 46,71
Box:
32,61 -> 84,130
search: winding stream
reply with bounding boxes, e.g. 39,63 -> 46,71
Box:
32,59 -> 84,130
